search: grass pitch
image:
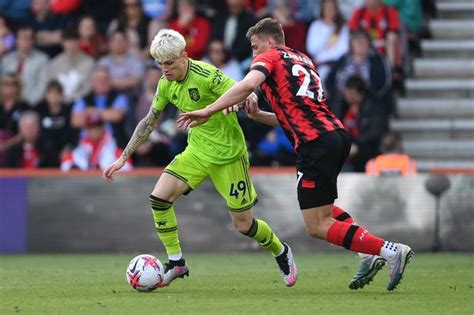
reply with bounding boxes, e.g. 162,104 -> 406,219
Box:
0,253 -> 473,314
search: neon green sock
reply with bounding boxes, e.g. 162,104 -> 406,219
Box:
150,196 -> 181,256
245,218 -> 284,256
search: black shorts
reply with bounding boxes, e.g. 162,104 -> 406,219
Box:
296,129 -> 351,209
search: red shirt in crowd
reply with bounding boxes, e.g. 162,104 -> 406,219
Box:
168,17 -> 210,60
348,5 -> 400,54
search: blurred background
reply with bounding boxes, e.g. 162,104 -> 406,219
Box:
0,0 -> 472,254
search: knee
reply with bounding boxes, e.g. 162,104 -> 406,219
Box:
234,217 -> 253,234
305,220 -> 328,239
149,194 -> 173,211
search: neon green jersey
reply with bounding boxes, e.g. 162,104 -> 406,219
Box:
152,59 -> 246,164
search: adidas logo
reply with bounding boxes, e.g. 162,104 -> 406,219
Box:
241,198 -> 247,205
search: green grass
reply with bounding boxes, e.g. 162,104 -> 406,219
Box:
0,253 -> 473,314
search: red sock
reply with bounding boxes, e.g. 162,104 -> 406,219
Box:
332,205 -> 355,224
327,221 -> 384,256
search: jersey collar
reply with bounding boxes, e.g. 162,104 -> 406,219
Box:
177,59 -> 191,84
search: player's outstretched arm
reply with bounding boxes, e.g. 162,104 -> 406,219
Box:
176,70 -> 266,129
103,107 -> 161,182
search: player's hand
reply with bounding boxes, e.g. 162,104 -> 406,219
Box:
244,93 -> 260,119
103,159 -> 126,183
176,108 -> 210,130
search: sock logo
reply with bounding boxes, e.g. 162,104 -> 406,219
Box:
157,221 -> 166,226
359,229 -> 368,241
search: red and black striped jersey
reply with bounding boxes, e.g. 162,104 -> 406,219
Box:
250,46 -> 344,151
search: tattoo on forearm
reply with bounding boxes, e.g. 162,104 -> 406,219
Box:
120,108 -> 161,161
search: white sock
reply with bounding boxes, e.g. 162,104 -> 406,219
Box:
380,241 -> 398,260
169,253 -> 183,261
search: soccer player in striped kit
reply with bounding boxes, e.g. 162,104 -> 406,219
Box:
178,18 -> 413,291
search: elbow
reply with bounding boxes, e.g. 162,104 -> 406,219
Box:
241,80 -> 257,94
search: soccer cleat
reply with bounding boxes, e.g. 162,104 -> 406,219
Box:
159,258 -> 189,287
275,243 -> 297,287
349,255 -> 386,290
386,243 -> 414,291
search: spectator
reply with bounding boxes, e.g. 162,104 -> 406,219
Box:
0,74 -> 29,166
306,0 -> 349,81
0,0 -> 31,23
61,111 -> 132,171
97,30 -> 145,94
71,67 -> 129,148
2,25 -> 49,106
77,15 -> 107,59
366,132 -> 417,176
202,39 -> 243,81
384,0 -> 424,71
108,0 -> 152,57
50,0 -> 82,15
0,15 -> 16,57
79,0 -> 122,34
244,0 -> 268,18
212,0 -> 255,66
267,0 -> 320,23
49,28 -> 95,103
272,0 -> 307,54
168,0 -> 211,60
134,64 -> 175,166
36,80 -> 78,163
348,0 -> 402,83
337,0 -> 365,19
340,76 -> 385,172
253,127 -> 295,166
144,0 -> 174,41
5,111 -> 57,168
28,0 -> 68,58
326,30 -> 393,117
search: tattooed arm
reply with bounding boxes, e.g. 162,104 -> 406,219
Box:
103,107 -> 161,182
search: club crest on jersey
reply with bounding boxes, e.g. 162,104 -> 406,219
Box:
188,88 -> 200,101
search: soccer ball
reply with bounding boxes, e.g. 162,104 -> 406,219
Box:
126,254 -> 164,292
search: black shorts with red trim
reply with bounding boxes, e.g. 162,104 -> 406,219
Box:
296,129 -> 351,209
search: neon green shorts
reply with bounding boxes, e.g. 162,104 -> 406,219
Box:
164,148 -> 258,212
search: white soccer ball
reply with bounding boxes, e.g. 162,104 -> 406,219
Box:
126,254 -> 164,292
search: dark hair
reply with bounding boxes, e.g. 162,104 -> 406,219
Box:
15,24 -> 34,36
63,27 -> 79,40
320,0 -> 345,34
246,18 -> 285,44
345,76 -> 366,94
46,80 -> 63,94
380,132 -> 402,153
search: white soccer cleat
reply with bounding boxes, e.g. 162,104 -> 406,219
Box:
159,259 -> 190,287
275,243 -> 298,287
386,243 -> 414,291
349,255 -> 386,290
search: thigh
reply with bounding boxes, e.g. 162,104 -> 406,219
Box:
152,172 -> 191,202
164,148 -> 209,192
296,131 -> 345,209
209,151 -> 258,212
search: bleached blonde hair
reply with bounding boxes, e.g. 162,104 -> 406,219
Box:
150,29 -> 186,62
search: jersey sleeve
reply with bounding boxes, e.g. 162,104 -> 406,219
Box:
151,77 -> 169,111
250,49 -> 277,79
209,67 -> 234,96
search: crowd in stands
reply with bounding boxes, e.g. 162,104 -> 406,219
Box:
0,0 -> 434,174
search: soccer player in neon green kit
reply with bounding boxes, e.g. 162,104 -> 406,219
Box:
103,29 -> 297,287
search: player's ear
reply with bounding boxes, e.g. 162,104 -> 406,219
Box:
182,51 -> 188,59
268,36 -> 275,48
